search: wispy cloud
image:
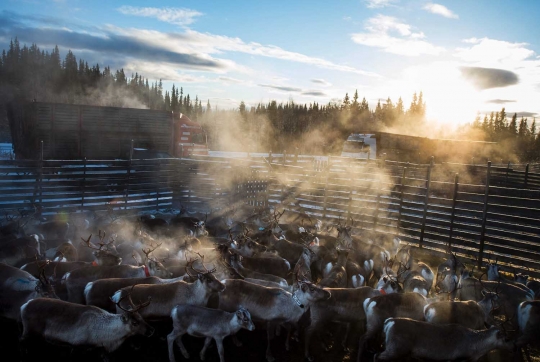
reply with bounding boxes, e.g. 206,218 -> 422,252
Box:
311,79 -> 332,86
258,84 -> 302,92
364,0 -> 398,9
487,99 -> 516,104
351,15 -> 445,56
301,90 -> 327,97
257,84 -> 327,97
117,6 -> 203,26
218,76 -> 246,84
423,3 -> 459,19
0,11 -> 380,79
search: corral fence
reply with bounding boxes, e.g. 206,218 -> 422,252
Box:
1,150 -> 540,279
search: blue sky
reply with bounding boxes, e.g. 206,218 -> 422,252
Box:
1,0 -> 539,127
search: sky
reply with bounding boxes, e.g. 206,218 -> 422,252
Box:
1,0 -> 539,127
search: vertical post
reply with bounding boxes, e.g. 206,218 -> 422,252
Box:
282,150 -> 286,166
505,161 -> 510,187
323,157 -> 331,218
524,163 -> 529,188
478,161 -> 492,269
397,167 -> 407,231
268,151 -> 273,164
124,140 -> 133,210
39,140 -> 44,205
294,147 -> 299,165
81,157 -> 87,210
373,179 -> 381,232
419,156 -> 434,248
448,173 -> 459,249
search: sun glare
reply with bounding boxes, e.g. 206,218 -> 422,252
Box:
401,62 -> 482,128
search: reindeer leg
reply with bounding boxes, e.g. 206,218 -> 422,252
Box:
199,337 -> 213,361
231,333 -> 243,347
266,322 -> 276,362
342,322 -> 352,352
215,337 -> 225,362
304,322 -> 318,361
172,333 -> 189,362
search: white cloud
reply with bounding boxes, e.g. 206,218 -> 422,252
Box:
117,6 -> 203,26
364,0 -> 398,9
455,37 -> 535,65
351,15 -> 445,56
106,25 -> 380,77
423,3 -> 459,19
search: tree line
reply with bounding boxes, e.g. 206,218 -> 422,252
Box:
0,39 -> 430,154
465,108 -> 539,162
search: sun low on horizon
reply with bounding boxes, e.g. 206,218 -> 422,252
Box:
0,0 -> 538,131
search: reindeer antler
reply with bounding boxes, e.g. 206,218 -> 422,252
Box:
111,285 -> 151,313
141,243 -> 162,261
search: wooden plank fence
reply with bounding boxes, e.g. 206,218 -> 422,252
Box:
1,152 -> 539,279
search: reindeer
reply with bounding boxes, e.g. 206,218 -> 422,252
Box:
111,257 -> 225,321
423,300 -> 495,330
319,247 -> 349,288
218,274 -> 331,362
515,300 -> 540,357
78,232 -> 122,266
456,270 -> 534,303
19,287 -> 154,359
167,304 -> 255,362
168,211 -> 208,237
251,228 -> 306,266
0,261 -> 58,321
373,318 -> 515,361
226,252 -> 288,287
226,245 -> 291,279
357,291 -> 429,361
64,241 -> 172,304
486,255 -> 534,294
0,234 -> 42,267
304,278 -> 402,361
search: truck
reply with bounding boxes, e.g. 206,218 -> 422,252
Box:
341,131 -> 498,164
7,101 -> 208,160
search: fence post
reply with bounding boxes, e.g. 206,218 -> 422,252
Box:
373,179 -> 381,232
347,157 -> 353,219
524,163 -> 529,188
478,161 -> 492,269
294,147 -> 299,165
39,140 -> 44,205
282,150 -> 286,166
448,173 -> 459,249
397,167 -> 407,231
124,140 -> 134,210
323,157 -> 331,218
505,161 -> 510,187
268,151 -> 273,164
419,156 -> 434,248
81,157 -> 87,210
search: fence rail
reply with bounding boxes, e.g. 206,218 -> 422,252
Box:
1,154 -> 540,279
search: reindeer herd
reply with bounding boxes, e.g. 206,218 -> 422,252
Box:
0,204 -> 539,362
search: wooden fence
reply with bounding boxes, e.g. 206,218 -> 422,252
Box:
1,153 -> 539,278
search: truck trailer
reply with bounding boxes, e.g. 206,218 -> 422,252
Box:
7,101 -> 208,160
341,131 -> 498,163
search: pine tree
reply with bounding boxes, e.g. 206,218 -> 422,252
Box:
508,113 -> 518,137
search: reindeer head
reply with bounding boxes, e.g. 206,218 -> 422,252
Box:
141,243 -> 173,278
185,255 -> 225,293
235,306 -> 255,331
81,232 -> 122,266
294,271 -> 331,306
111,285 -> 155,337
